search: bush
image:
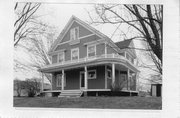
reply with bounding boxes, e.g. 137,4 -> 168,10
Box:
110,83 -> 122,92
24,78 -> 41,97
110,80 -> 127,92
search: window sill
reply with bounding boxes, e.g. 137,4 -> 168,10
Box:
69,39 -> 80,45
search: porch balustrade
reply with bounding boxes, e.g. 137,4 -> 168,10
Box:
46,53 -> 135,68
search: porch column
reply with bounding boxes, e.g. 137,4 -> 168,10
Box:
105,65 -> 107,89
105,42 -> 107,56
41,72 -> 44,92
127,69 -> 130,90
112,63 -> 115,86
50,74 -> 53,90
136,72 -> 139,91
84,66 -> 88,90
61,70 -> 64,90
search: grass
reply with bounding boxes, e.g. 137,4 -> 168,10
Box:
13,96 -> 162,109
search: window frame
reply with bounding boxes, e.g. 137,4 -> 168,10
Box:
87,44 -> 96,58
56,73 -> 66,87
107,69 -> 112,79
56,74 -> 62,87
58,52 -> 65,63
51,54 -> 58,64
88,70 -> 97,79
71,48 -> 79,60
70,27 -> 79,41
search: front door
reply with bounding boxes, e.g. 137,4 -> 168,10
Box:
80,72 -> 85,89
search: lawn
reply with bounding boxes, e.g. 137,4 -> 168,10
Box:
13,96 -> 162,109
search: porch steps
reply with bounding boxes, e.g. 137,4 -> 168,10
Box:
58,90 -> 83,98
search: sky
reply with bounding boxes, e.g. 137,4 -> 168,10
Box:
37,3 -> 124,42
14,3 -> 158,90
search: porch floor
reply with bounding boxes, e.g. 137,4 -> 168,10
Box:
43,89 -> 111,93
42,89 -> 139,97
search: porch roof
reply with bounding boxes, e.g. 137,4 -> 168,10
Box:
39,54 -> 139,73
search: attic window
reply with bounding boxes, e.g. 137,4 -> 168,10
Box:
70,27 -> 79,40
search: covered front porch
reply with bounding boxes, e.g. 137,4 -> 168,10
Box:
40,60 -> 139,97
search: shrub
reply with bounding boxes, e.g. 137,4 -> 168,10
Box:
110,81 -> 125,92
24,78 -> 41,97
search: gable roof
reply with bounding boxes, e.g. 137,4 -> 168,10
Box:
49,15 -> 120,53
115,39 -> 133,49
115,39 -> 137,58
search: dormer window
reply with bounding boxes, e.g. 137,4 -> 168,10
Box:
70,27 -> 79,41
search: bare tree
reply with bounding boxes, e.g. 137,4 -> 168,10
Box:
14,2 -> 42,47
87,4 -> 162,75
14,2 -> 57,83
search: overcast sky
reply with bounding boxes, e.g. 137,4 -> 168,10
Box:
37,3 -> 124,42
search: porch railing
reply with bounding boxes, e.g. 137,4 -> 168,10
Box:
44,53 -> 136,69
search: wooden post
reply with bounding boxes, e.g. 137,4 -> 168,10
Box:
51,74 -> 53,90
127,69 -> 130,90
84,66 -> 88,96
105,42 -> 107,56
136,72 -> 139,91
84,66 -> 88,90
105,65 -> 107,89
61,70 -> 64,90
41,72 -> 44,92
112,63 -> 115,86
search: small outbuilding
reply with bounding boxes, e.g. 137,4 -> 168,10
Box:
151,84 -> 162,97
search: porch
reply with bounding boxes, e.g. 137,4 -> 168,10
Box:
40,61 -> 139,97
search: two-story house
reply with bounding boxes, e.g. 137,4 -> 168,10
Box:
39,16 -> 140,97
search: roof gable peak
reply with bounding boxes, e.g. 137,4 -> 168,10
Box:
49,15 -> 119,53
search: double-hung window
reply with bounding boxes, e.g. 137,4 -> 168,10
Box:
58,52 -> 64,63
56,74 -> 62,87
88,70 -> 96,79
107,69 -> 112,79
70,27 -> 79,41
71,48 -> 79,60
52,54 -> 58,64
87,45 -> 96,57
56,74 -> 66,87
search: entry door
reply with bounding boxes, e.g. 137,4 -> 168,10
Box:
80,72 -> 85,89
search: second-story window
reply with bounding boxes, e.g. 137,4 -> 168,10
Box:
87,45 -> 96,57
58,52 -> 64,63
52,54 -> 58,64
71,48 -> 79,60
70,27 -> 79,41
